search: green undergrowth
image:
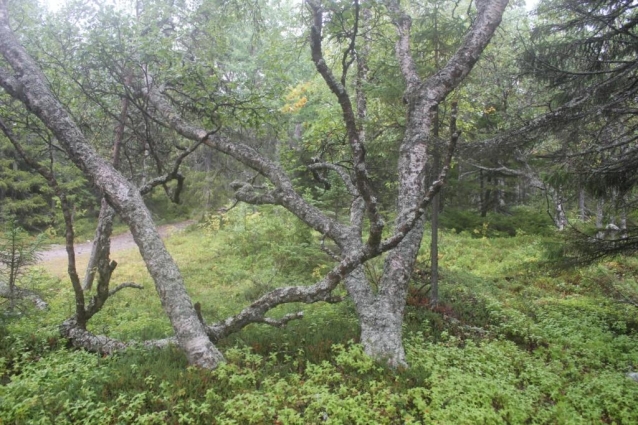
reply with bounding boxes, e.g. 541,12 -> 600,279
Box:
440,206 -> 555,238
1,206 -> 638,424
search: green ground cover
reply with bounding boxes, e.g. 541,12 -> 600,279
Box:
1,207 -> 637,424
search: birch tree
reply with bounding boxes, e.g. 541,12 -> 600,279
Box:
0,0 -> 223,369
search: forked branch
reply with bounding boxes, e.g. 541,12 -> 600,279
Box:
306,0 -> 384,249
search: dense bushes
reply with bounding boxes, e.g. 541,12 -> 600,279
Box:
440,206 -> 555,237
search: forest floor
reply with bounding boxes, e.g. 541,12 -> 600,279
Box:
3,208 -> 638,424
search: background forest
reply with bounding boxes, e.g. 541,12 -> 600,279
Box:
1,0 -> 638,423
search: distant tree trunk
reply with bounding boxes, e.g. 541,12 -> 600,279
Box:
578,186 -> 586,221
481,175 -> 492,217
430,191 -> 440,307
620,206 -> 628,239
554,187 -> 567,231
0,2 -> 223,369
596,198 -> 605,239
496,177 -> 506,211
429,7 -> 441,308
479,170 -> 485,217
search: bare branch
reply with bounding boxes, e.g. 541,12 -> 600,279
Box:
320,234 -> 341,261
340,0 -> 360,86
307,162 -> 358,196
0,281 -> 48,310
109,282 -> 144,297
59,317 -> 176,355
306,0 -> 384,249
139,171 -> 185,197
422,0 -> 509,104
465,162 -> 545,189
205,249 -> 365,342
384,0 -> 421,89
262,312 -> 305,328
231,181 -> 281,205
61,308 -> 305,357
139,127 -> 212,199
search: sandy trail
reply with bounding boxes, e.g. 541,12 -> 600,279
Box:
39,220 -> 195,264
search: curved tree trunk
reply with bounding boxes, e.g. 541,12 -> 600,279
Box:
0,1 -> 223,369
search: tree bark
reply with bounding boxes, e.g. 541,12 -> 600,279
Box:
0,1 -> 223,369
369,0 -> 508,365
579,186 -> 586,221
84,69 -> 132,292
83,201 -> 116,291
430,105 -> 441,308
551,186 -> 567,231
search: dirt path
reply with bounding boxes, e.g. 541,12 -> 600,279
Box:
39,220 -> 195,264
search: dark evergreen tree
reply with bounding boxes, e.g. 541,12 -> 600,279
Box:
521,0 -> 638,261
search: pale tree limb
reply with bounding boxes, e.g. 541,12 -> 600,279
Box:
0,281 -> 48,310
60,319 -> 176,356
464,162 -> 546,189
230,181 -> 282,205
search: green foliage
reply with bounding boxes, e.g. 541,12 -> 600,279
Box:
200,204 -> 327,279
2,225 -> 638,424
0,146 -> 53,231
440,206 -> 555,238
0,217 -> 46,312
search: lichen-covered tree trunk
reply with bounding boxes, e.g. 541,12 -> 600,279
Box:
342,218 -> 426,367
0,1 -> 223,369
349,0 -> 509,366
83,200 -> 116,291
